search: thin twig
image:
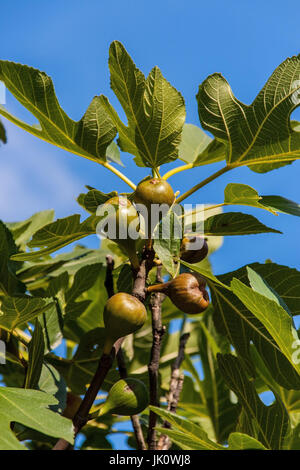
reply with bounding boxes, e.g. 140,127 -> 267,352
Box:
104,254 -> 115,298
157,332 -> 190,450
147,265 -> 166,450
131,246 -> 154,302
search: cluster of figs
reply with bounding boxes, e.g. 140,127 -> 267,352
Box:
88,177 -> 210,417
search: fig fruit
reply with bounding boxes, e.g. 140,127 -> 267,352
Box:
147,273 -> 209,314
133,177 -> 175,237
101,196 -> 140,270
103,293 -> 147,354
180,236 -> 208,264
62,392 -> 82,420
99,377 -> 148,416
134,177 -> 175,209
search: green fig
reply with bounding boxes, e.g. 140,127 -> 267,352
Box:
101,196 -> 140,270
134,177 -> 175,209
133,177 -> 175,237
103,293 -> 147,354
99,378 -> 148,416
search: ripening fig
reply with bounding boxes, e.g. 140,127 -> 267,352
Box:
180,236 -> 209,264
147,273 -> 209,314
103,293 -> 147,354
97,196 -> 139,270
62,392 -> 82,420
133,177 -> 175,210
133,177 -> 175,237
101,196 -> 140,270
98,378 -> 148,417
101,196 -> 139,271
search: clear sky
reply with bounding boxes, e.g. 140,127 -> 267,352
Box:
0,0 -> 299,449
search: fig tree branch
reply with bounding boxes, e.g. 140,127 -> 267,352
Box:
52,338 -> 124,450
105,254 -> 146,451
157,331 -> 190,450
147,265 -> 166,450
104,254 -> 115,298
53,246 -> 154,451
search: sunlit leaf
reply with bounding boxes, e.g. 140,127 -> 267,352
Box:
231,271 -> 300,377
6,210 -> 54,246
0,387 -> 74,449
101,41 -> 186,168
197,56 -> 300,172
0,295 -> 54,332
0,62 -> 116,163
11,214 -> 103,261
224,183 -> 300,217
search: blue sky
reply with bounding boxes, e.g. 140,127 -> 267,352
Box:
0,0 -> 299,450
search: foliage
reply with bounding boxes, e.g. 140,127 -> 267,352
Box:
0,42 -> 300,451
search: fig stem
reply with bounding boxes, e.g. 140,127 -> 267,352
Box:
103,337 -> 115,355
162,162 -> 194,180
176,164 -> 234,204
147,281 -> 170,294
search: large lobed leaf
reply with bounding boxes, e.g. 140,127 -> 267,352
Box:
0,387 -> 74,450
150,406 -> 223,450
224,183 -> 300,216
197,55 -> 300,172
6,210 -> 54,247
11,214 -> 103,261
186,211 -> 281,236
100,41 -> 186,168
211,262 -> 300,389
217,354 -> 289,449
231,268 -> 300,378
0,295 -> 54,331
0,62 -> 116,163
